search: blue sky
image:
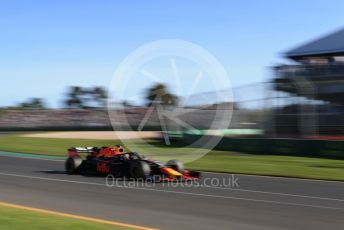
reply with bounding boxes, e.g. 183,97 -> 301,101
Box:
1,0 -> 344,107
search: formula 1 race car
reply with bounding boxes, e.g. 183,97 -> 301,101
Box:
65,146 -> 200,182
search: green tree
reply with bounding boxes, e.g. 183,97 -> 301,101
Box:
64,86 -> 108,109
145,83 -> 178,106
20,98 -> 46,109
64,86 -> 87,108
91,86 -> 108,108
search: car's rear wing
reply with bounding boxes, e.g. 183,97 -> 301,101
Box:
68,147 -> 99,158
68,147 -> 97,153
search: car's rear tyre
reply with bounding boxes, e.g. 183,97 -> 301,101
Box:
65,157 -> 83,175
129,161 -> 151,179
166,160 -> 184,173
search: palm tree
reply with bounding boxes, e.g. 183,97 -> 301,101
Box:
145,83 -> 178,106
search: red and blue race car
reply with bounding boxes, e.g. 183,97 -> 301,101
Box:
65,146 -> 200,182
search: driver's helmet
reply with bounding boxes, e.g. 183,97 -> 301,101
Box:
112,145 -> 123,155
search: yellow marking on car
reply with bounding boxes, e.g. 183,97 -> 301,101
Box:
0,201 -> 158,230
164,167 -> 182,176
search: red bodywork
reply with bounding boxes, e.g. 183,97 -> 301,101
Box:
67,147 -> 201,181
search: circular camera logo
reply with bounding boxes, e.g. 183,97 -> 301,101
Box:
108,39 -> 233,163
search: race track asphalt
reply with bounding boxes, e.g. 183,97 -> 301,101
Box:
0,154 -> 343,230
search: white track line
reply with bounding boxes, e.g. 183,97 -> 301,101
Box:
203,171 -> 344,184
0,172 -> 343,211
201,185 -> 344,202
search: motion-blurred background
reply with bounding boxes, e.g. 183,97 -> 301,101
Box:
1,0 -> 344,180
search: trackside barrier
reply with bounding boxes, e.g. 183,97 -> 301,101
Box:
177,134 -> 344,159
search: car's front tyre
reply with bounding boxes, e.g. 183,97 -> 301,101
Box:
166,160 -> 184,173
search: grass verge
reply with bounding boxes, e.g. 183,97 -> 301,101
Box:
0,203 -> 137,230
187,151 -> 344,181
0,135 -> 122,156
